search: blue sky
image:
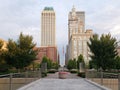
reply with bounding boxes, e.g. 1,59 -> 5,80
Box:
0,0 -> 120,65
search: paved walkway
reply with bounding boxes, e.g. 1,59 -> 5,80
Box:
18,72 -> 107,90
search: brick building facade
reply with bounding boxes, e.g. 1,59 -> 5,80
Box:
34,47 -> 58,63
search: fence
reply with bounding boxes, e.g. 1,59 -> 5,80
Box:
86,69 -> 120,90
0,70 -> 41,90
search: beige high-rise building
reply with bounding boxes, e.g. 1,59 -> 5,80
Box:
37,7 -> 58,63
66,6 -> 93,64
41,7 -> 56,46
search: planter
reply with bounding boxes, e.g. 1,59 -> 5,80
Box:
59,72 -> 67,79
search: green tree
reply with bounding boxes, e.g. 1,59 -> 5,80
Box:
5,33 -> 37,71
88,34 -> 118,70
89,60 -> 97,69
77,54 -> 84,69
41,56 -> 52,69
67,59 -> 73,70
114,56 -> 120,70
29,62 -> 40,70
41,56 -> 48,63
73,58 -> 77,69
67,59 -> 77,70
52,62 -> 59,69
47,59 -> 52,69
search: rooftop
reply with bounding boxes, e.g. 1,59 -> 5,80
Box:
44,7 -> 54,11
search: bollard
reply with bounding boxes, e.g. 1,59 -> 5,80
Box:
9,73 -> 12,90
85,69 -> 87,79
101,71 -> 103,85
34,71 -> 36,81
38,70 -> 40,78
25,71 -> 28,84
39,69 -> 41,78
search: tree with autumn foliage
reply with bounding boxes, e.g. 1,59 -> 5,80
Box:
5,33 -> 37,71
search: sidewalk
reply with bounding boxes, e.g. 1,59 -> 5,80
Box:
18,72 -> 108,90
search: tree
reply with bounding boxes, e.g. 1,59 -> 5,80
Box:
67,59 -> 73,70
0,40 -> 4,50
0,40 -> 4,59
77,54 -> 84,69
89,60 -> 97,69
5,33 -> 37,71
88,34 -> 118,70
0,40 -> 9,72
41,56 -> 59,69
114,56 -> 120,70
73,58 -> 77,69
28,62 -> 40,70
41,56 -> 52,69
52,62 -> 59,69
67,59 -> 77,70
47,59 -> 52,69
41,56 -> 48,63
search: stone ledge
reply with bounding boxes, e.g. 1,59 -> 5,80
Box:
85,79 -> 112,90
17,79 -> 41,90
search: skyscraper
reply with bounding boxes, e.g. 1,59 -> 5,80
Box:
66,6 -> 93,64
34,7 -> 58,63
41,7 -> 56,47
68,6 -> 85,40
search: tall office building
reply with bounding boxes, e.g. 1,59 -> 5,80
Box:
34,7 -> 58,63
66,6 -> 93,64
68,6 -> 85,40
41,7 -> 56,46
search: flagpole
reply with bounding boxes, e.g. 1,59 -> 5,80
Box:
63,46 -> 64,70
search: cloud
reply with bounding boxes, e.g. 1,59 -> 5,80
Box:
19,27 -> 41,46
86,1 -> 120,35
110,25 -> 120,35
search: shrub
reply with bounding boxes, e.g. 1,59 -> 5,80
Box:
48,69 -> 57,73
0,64 -> 9,72
41,72 -> 47,77
77,72 -> 85,78
70,69 -> 78,73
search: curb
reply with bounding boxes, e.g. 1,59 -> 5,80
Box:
17,79 -> 41,90
85,79 -> 112,90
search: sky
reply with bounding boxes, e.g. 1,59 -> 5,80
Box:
0,0 -> 120,65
